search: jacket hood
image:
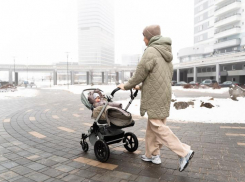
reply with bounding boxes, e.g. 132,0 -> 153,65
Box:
148,35 -> 173,63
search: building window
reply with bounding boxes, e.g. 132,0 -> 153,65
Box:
199,15 -> 203,21
232,65 -> 235,70
199,25 -> 203,31
199,35 -> 203,41
223,66 -> 226,71
199,5 -> 203,11
232,78 -> 236,82
243,65 -> 245,70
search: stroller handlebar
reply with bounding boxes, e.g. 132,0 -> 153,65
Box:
111,87 -> 121,97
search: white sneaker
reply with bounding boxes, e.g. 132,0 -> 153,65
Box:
141,155 -> 152,162
179,150 -> 194,172
141,155 -> 161,164
151,155 -> 161,164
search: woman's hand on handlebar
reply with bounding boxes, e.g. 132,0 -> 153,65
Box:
117,83 -> 125,90
134,85 -> 141,90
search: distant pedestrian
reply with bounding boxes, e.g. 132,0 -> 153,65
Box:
117,25 -> 194,172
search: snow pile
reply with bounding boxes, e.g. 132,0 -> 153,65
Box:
0,88 -> 38,99
118,97 -> 245,124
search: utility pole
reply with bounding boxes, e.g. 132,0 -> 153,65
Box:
65,52 -> 69,89
13,57 -> 15,86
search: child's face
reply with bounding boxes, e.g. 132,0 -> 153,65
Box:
95,96 -> 101,102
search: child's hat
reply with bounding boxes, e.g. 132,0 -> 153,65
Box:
93,93 -> 100,99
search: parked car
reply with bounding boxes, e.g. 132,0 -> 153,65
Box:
200,79 -> 218,87
189,81 -> 199,86
219,81 -> 241,88
28,82 -> 37,88
175,81 -> 187,86
171,80 -> 177,86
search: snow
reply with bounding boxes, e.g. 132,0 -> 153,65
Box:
0,88 -> 38,99
119,97 -> 245,124
1,84 -> 244,123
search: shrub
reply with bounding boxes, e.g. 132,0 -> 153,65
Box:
183,84 -> 193,89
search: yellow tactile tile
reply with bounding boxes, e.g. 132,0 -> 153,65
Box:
58,127 -> 75,133
113,147 -> 125,152
26,109 -> 32,113
62,108 -> 68,111
169,126 -> 180,129
221,126 -> 245,129
138,138 -> 145,141
237,143 -> 245,146
52,115 -> 59,119
87,160 -> 101,166
73,157 -> 118,170
27,155 -> 40,160
80,108 -> 84,111
96,163 -> 118,170
133,150 -> 142,154
226,133 -> 245,136
29,117 -> 36,121
29,131 -> 46,138
73,114 -> 80,118
3,118 -> 10,123
74,157 -> 92,163
83,123 -> 92,126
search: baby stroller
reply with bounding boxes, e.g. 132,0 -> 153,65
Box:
80,87 -> 139,162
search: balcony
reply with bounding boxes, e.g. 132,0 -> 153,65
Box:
214,38 -> 241,50
214,0 -> 229,5
214,0 -> 241,16
214,26 -> 241,39
214,13 -> 241,28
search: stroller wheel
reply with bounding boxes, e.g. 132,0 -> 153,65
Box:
94,140 -> 110,162
123,132 -> 138,152
80,141 -> 89,152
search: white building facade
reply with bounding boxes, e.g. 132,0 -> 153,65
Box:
78,0 -> 115,66
175,0 -> 245,84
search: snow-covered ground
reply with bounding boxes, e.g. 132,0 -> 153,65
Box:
0,88 -> 39,99
1,84 -> 244,123
42,84 -> 245,124
119,97 -> 245,124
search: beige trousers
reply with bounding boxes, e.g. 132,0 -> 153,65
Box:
145,118 -> 190,158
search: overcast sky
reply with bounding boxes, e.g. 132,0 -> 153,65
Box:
0,0 -> 194,65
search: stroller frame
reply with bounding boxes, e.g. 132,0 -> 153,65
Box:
80,87 -> 139,162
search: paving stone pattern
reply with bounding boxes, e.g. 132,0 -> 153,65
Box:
0,88 -> 245,182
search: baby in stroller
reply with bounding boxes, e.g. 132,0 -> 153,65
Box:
80,88 -> 139,162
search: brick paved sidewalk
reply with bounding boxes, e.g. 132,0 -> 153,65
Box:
0,89 -> 245,182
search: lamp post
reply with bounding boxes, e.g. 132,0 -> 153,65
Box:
13,56 -> 15,86
65,52 -> 69,89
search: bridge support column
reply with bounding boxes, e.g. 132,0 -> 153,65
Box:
193,66 -> 197,82
121,70 -> 124,83
71,71 -> 75,85
216,64 -> 220,83
53,71 -> 57,85
105,71 -> 108,84
102,72 -> 104,84
177,69 -> 180,82
9,69 -> 13,84
14,72 -> 18,86
130,71 -> 133,78
86,71 -> 92,85
116,71 -> 119,84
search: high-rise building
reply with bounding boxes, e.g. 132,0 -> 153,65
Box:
178,0 -> 245,63
175,0 -> 245,84
78,0 -> 114,66
121,54 -> 141,66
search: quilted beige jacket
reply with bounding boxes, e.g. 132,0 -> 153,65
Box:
124,35 -> 173,119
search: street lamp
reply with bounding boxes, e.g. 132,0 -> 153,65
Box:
65,52 -> 69,89
13,56 -> 15,86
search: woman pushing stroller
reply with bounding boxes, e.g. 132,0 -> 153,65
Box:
117,25 -> 194,172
